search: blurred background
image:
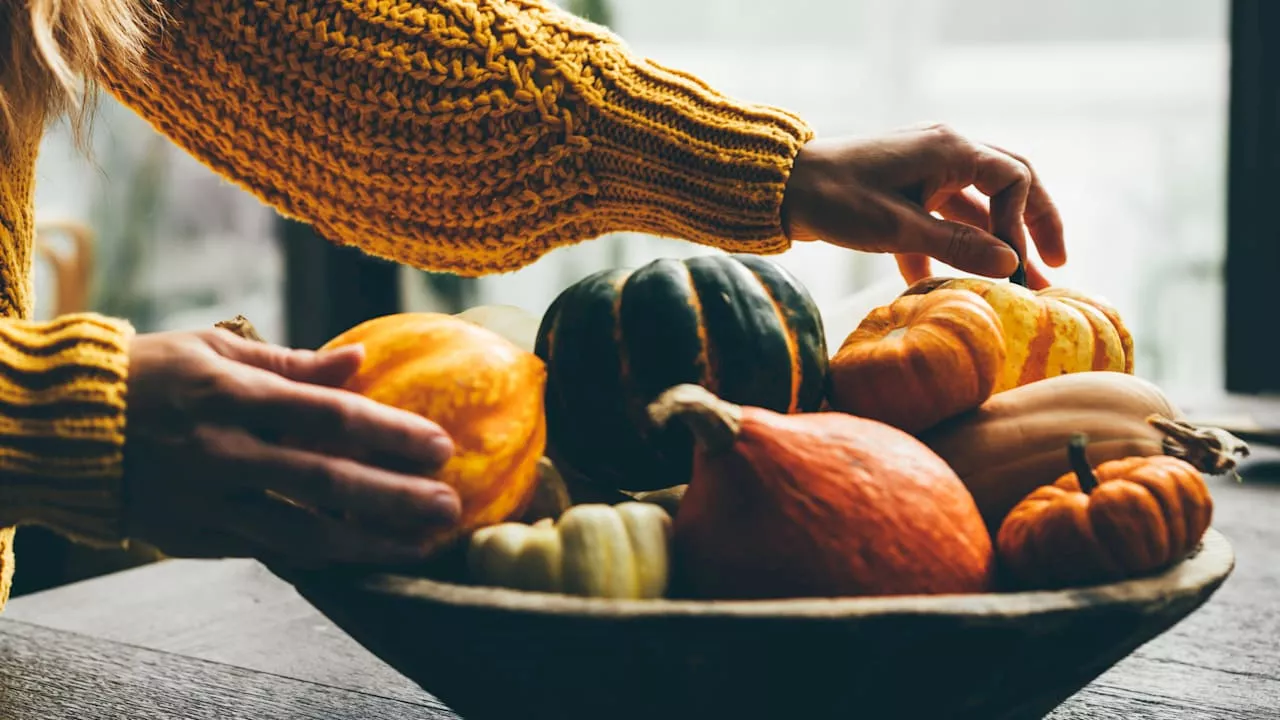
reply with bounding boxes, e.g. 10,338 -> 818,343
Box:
34,0 -> 1232,394
21,0 -> 1276,591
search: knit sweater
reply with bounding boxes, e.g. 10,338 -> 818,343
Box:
0,0 -> 812,608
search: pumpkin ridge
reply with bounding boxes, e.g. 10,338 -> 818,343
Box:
738,261 -> 802,414
1015,304 -> 1057,387
685,256 -> 793,413
732,255 -> 827,412
1121,462 -> 1188,559
542,268 -> 646,489
1088,482 -> 1168,574
682,262 -> 716,396
609,271 -> 649,448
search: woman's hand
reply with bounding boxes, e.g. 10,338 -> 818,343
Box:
781,123 -> 1066,289
123,328 -> 460,568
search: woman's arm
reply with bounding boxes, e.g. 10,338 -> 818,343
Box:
101,0 -> 813,275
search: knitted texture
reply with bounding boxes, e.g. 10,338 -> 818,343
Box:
100,0 -> 814,275
0,314 -> 134,544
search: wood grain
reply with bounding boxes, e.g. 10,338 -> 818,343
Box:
0,619 -> 457,719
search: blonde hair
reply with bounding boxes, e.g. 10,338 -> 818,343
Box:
1,0 -> 161,149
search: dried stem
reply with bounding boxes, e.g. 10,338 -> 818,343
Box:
215,315 -> 266,343
1148,414 -> 1251,479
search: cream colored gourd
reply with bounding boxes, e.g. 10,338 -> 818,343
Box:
467,502 -> 672,599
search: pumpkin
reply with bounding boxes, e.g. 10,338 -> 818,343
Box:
996,433 -> 1213,590
901,276 -> 1130,392
647,384 -> 994,599
466,502 -> 673,599
919,371 -> 1249,534
827,288 -> 1006,433
535,254 -> 828,493
320,313 -> 548,553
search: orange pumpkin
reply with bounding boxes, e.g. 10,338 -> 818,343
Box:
647,384 -> 995,599
996,433 -> 1213,590
902,277 -> 1130,392
828,289 -> 1006,433
322,313 -> 548,553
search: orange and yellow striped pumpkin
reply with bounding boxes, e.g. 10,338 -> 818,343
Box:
901,277 -> 1133,392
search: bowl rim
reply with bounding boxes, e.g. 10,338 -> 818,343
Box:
330,528 -> 1235,620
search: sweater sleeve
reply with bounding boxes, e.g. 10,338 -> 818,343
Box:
0,314 -> 133,548
99,0 -> 814,276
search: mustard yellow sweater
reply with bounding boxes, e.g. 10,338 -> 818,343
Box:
0,0 -> 812,608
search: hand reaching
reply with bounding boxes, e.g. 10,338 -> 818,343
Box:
781,123 -> 1067,289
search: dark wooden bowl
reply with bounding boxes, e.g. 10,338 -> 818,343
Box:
274,528 -> 1234,720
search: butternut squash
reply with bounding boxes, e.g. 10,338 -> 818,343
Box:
918,372 -> 1249,533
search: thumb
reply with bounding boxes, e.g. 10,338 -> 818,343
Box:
210,331 -> 366,387
903,214 -> 1021,279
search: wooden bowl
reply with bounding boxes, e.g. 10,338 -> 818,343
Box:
275,528 -> 1234,720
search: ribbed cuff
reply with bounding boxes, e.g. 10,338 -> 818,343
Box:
0,314 -> 134,547
581,44 -> 814,253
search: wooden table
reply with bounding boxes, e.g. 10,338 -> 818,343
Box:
2,454 -> 1278,719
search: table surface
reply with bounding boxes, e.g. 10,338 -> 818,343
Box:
2,454 -> 1278,719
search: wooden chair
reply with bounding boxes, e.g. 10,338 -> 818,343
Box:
10,221 -> 163,597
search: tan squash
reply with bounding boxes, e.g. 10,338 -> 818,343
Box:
918,371 -> 1248,533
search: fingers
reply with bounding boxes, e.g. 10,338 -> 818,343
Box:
196,425 -> 461,532
195,364 -> 455,471
970,145 -> 1032,267
896,253 -> 932,285
206,329 -> 366,388
984,143 -> 1066,267
894,201 -> 1020,279
223,492 -> 438,567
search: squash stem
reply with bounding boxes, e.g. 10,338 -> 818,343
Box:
1147,414 -> 1251,479
1003,240 -> 1028,288
647,384 -> 742,455
1067,432 -> 1099,494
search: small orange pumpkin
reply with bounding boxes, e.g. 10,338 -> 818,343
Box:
996,432 -> 1213,590
828,289 -> 1006,433
322,313 -> 548,553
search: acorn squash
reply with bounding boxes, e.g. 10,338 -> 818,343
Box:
535,254 -> 828,492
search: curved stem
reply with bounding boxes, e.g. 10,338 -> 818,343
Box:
646,384 -> 742,455
1067,432 -> 1099,494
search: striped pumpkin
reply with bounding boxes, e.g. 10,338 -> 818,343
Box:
535,254 -> 828,492
901,277 -> 1133,393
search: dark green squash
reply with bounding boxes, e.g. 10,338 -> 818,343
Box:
535,254 -> 828,492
